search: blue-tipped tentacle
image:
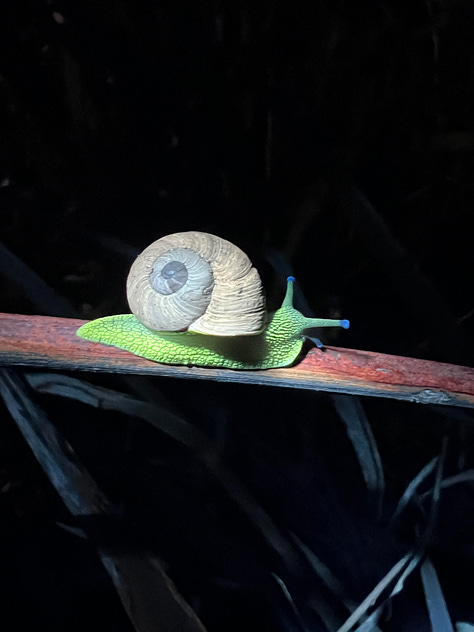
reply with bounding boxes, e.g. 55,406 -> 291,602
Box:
308,336 -> 324,349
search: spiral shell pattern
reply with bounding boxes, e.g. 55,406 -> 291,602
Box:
126,231 -> 265,336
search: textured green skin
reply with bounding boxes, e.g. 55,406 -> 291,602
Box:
77,279 -> 347,369
77,304 -> 306,369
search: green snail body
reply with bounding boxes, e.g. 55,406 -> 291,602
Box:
77,232 -> 349,369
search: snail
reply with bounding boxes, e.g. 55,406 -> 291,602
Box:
77,231 -> 349,369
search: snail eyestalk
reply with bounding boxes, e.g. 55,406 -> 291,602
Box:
282,275 -> 296,307
278,276 -> 350,335
304,316 -> 350,329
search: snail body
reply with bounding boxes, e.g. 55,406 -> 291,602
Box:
77,232 -> 349,369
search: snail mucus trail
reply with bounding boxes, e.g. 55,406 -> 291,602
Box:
77,231 -> 349,369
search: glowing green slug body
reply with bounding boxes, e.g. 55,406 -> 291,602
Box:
77,277 -> 349,370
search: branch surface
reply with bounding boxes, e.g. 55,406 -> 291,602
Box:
1,313 -> 473,408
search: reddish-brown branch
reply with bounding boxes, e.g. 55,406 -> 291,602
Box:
1,312 -> 473,408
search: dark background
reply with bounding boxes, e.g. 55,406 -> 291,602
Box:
1,1 -> 474,631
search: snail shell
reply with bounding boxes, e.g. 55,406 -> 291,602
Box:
126,231 -> 266,336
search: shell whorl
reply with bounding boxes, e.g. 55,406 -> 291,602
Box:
126,231 -> 265,336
